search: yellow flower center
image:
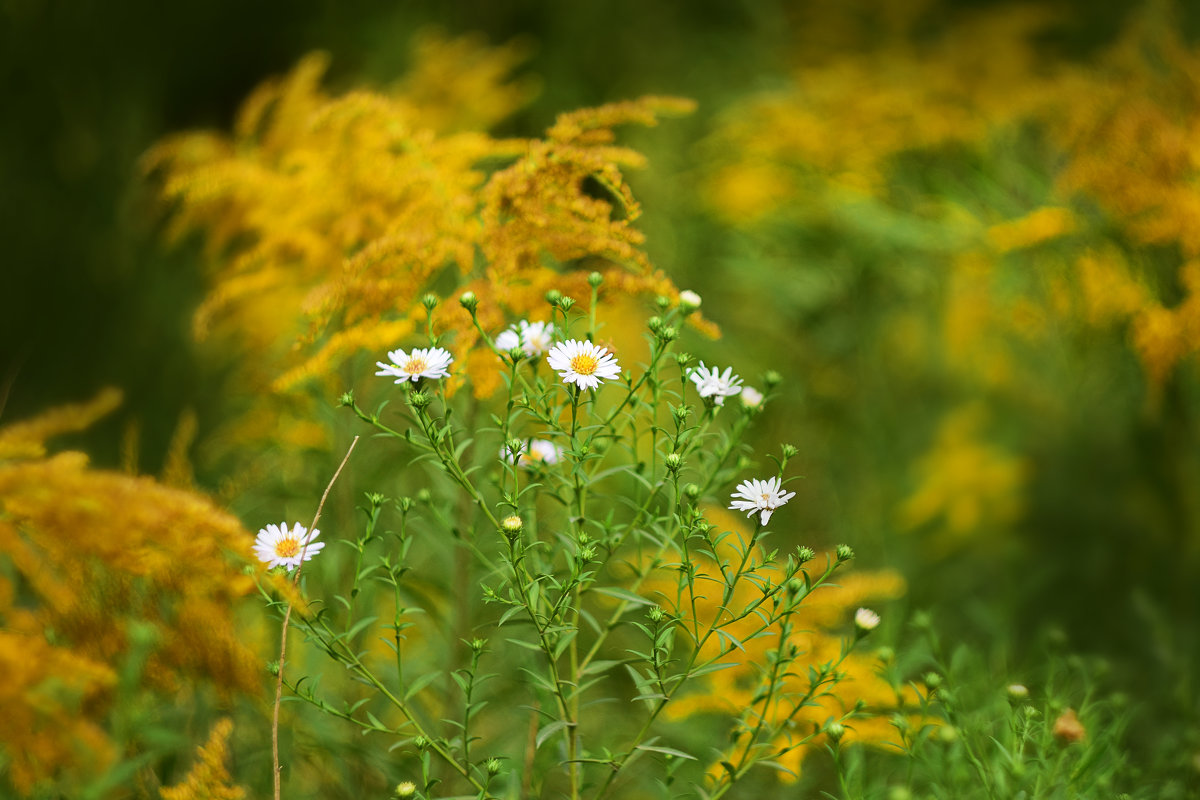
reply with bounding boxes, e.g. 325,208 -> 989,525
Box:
570,353 -> 599,376
275,538 -> 300,558
404,357 -> 429,374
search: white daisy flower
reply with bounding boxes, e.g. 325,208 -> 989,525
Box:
375,346 -> 453,383
728,476 -> 796,526
688,361 -> 744,405
740,385 -> 764,409
496,320 -> 556,357
254,521 -> 324,571
546,339 -> 621,390
502,438 -> 564,468
854,607 -> 881,632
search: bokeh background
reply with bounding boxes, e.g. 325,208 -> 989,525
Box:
4,0 -> 1200,795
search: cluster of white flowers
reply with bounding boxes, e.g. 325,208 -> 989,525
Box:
254,522 -> 324,571
496,320 -> 555,358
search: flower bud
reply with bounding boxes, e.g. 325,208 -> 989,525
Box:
557,295 -> 576,312
409,391 -> 431,410
854,607 -> 881,633
675,351 -> 693,368
470,638 -> 487,654
1007,683 -> 1029,700
673,404 -> 690,423
588,271 -> 604,287
486,757 -> 502,776
655,295 -> 670,310
338,390 -> 355,407
500,515 -> 524,538
416,489 -> 432,504
665,453 -> 683,472
413,735 -> 429,751
763,370 -> 782,390
835,544 -> 855,562
421,293 -> 439,310
923,671 -> 942,689
740,386 -> 763,410
781,443 -> 798,458
658,326 -> 678,342
796,545 -> 816,563
395,781 -> 417,797
647,606 -> 666,623
647,315 -> 663,333
678,289 -> 702,313
545,289 -> 562,305
683,483 -> 701,500
826,721 -> 845,741
399,497 -> 414,513
459,291 -> 478,313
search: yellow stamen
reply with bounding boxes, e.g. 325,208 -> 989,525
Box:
404,357 -> 428,375
570,354 -> 599,375
275,538 -> 300,558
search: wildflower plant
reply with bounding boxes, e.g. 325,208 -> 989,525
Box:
260,285 -> 910,798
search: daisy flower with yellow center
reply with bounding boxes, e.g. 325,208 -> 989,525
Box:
546,339 -> 621,390
375,346 -> 453,383
728,476 -> 796,526
254,522 -> 324,571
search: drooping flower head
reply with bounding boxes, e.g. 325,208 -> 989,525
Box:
546,339 -> 621,390
495,320 -> 556,358
254,522 -> 324,571
375,347 -> 453,383
502,438 -> 563,468
729,476 -> 796,526
689,361 -> 744,405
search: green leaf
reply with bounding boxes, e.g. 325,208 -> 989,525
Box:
635,744 -> 697,760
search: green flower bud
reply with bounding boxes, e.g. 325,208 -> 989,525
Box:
796,545 -> 816,563
658,325 -> 678,342
647,315 -> 663,333
500,515 -> 523,538
763,370 -> 782,390
835,544 -> 855,562
673,404 -> 691,423
395,781 -> 417,797
486,758 -> 502,776
781,443 -> 798,458
588,271 -> 604,287
655,295 -> 670,310
683,483 -> 701,500
675,351 -> 693,367
338,390 -> 355,407
416,489 -> 432,504
826,721 -> 845,741
557,295 -> 576,312
421,293 -> 439,310
409,391 -> 431,410
924,672 -> 942,689
459,291 -> 478,313
665,453 -> 683,472
545,289 -> 562,305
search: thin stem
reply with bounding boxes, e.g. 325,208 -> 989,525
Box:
272,435 -> 359,800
